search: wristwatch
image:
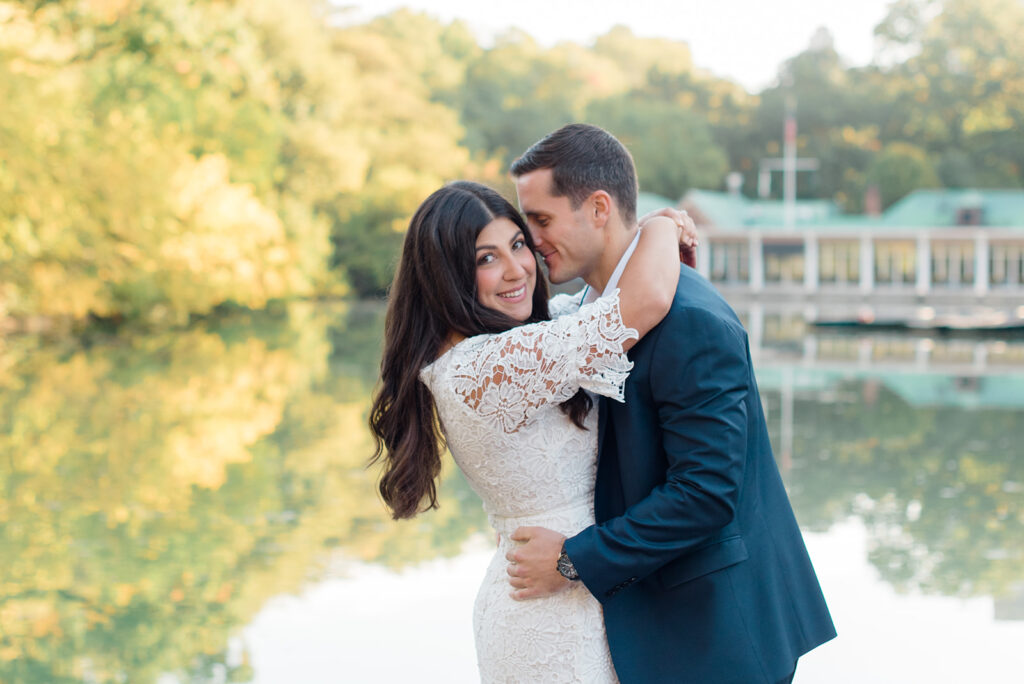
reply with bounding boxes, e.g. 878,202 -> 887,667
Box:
556,544 -> 580,581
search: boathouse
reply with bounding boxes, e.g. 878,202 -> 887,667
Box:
678,189 -> 1024,308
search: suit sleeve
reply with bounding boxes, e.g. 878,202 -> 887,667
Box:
563,305 -> 750,601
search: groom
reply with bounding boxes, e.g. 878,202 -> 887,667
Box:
506,124 -> 836,683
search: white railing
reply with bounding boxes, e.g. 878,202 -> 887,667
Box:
736,303 -> 1024,376
697,227 -> 1024,298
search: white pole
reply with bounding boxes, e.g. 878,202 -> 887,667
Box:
749,231 -> 764,293
916,232 -> 931,296
804,231 -> 819,293
860,234 -> 874,293
783,97 -> 797,231
697,234 -> 711,279
974,232 -> 989,296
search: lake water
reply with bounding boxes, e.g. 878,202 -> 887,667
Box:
1,300 -> 1022,683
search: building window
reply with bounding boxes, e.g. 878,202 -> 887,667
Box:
819,240 -> 860,285
762,313 -> 805,354
763,243 -> 804,284
990,243 -> 1024,286
871,338 -> 917,362
932,241 -> 975,287
710,241 -> 749,283
955,207 -> 984,226
875,240 -> 916,285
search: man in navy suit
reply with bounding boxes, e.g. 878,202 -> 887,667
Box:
506,124 -> 836,683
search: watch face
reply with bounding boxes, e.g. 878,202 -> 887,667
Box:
558,550 -> 579,580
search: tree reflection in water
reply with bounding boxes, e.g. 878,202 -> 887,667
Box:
763,373 -> 1024,600
0,302 -> 485,683
1,303 -> 1021,682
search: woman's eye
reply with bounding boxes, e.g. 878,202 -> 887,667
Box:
512,239 -> 526,250
477,253 -> 494,266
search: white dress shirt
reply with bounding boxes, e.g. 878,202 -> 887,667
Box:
581,229 -> 643,305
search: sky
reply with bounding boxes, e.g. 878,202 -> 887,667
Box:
340,0 -> 896,92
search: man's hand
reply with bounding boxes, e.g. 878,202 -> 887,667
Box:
506,526 -> 570,600
639,207 -> 699,268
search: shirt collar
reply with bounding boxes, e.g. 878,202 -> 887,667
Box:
582,229 -> 642,305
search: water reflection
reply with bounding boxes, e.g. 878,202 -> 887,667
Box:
764,376 -> 1023,597
749,305 -> 1024,601
0,302 -> 484,683
1,301 -> 1021,682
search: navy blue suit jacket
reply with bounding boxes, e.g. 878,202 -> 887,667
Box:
564,267 -> 836,683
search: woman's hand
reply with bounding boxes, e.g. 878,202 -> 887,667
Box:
639,207 -> 699,268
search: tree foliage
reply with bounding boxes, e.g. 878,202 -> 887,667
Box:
587,95 -> 728,199
3,0 -> 1024,316
867,142 -> 942,209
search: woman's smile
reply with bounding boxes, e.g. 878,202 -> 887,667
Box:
498,284 -> 527,300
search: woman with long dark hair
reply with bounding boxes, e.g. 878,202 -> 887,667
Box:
369,181 -> 686,682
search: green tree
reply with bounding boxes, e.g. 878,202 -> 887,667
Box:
326,11 -> 475,295
752,29 -> 897,203
0,0 -> 341,321
586,95 -> 729,199
640,63 -> 755,196
454,30 -> 583,164
875,0 -> 1024,188
590,25 -> 693,88
867,142 -> 942,208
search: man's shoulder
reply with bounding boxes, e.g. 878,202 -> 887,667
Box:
631,272 -> 750,384
665,268 -> 740,326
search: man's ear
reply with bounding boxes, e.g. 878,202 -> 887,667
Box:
587,190 -> 613,228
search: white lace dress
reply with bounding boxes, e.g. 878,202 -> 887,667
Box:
419,290 -> 635,683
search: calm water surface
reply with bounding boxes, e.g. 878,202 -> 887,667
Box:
1,301 -> 1022,683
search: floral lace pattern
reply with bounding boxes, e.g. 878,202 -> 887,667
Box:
434,290 -> 636,434
418,291 -> 634,683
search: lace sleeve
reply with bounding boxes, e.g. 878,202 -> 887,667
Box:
443,289 -> 638,433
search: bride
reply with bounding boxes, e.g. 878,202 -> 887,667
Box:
369,181 -> 691,682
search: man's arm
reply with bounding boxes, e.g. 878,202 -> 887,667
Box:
508,305 -> 751,600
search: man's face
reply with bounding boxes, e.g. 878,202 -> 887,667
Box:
514,168 -> 603,285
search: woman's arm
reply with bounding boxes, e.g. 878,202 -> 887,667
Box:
617,217 -> 681,345
640,207 -> 699,268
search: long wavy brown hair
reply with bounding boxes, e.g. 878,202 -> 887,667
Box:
369,181 -> 591,519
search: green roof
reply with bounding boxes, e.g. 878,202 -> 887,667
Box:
879,189 -> 1024,227
880,373 -> 1024,409
636,191 -> 677,218
683,189 -> 842,228
684,188 -> 1024,230
755,366 -> 1024,410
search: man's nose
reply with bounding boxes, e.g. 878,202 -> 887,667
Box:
527,227 -> 543,248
